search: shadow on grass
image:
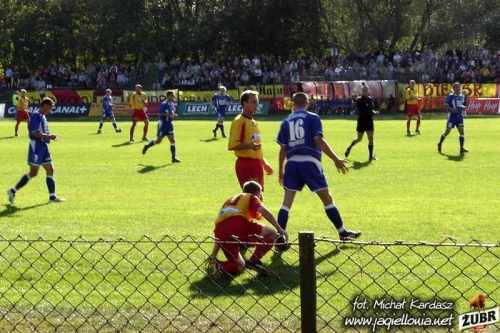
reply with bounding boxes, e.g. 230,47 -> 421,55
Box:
112,141 -> 133,148
351,161 -> 371,170
189,246 -> 349,298
444,153 -> 465,162
200,138 -> 218,143
0,136 -> 15,140
0,203 -> 50,218
137,163 -> 171,173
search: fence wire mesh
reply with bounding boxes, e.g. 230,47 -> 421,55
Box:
0,235 -> 497,332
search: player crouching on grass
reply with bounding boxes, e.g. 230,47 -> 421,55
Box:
206,181 -> 288,277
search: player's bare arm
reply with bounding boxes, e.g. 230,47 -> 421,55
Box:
257,206 -> 288,241
278,145 -> 286,185
228,142 -> 261,151
315,135 -> 349,174
262,158 -> 273,175
32,131 -> 59,141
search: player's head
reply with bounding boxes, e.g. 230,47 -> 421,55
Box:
453,82 -> 461,94
240,90 -> 259,115
291,92 -> 309,111
105,89 -> 112,96
166,90 -> 175,102
219,86 -> 227,94
409,80 -> 416,88
135,84 -> 142,92
362,85 -> 370,96
40,97 -> 55,114
20,89 -> 27,96
242,181 -> 262,197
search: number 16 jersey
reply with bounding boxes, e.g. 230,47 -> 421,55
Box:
276,110 -> 323,161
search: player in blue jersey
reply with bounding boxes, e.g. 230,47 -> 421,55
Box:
7,98 -> 66,204
142,90 -> 181,163
437,82 -> 469,154
211,86 -> 232,138
275,92 -> 362,248
97,89 -> 121,134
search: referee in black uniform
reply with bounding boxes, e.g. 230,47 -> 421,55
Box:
344,85 -> 379,161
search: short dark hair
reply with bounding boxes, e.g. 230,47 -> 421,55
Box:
41,97 -> 55,107
240,90 -> 259,107
242,181 -> 262,195
166,90 -> 174,97
292,92 -> 308,108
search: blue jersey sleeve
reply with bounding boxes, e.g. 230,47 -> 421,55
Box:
444,94 -> 453,107
276,120 -> 289,146
29,113 -> 42,134
311,114 -> 323,138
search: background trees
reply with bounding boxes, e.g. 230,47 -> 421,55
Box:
1,0 -> 499,70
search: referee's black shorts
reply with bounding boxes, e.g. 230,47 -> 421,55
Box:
356,118 -> 374,133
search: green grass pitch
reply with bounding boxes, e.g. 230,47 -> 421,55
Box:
0,115 -> 499,332
1,115 -> 499,243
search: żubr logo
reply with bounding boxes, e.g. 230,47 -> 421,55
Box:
458,293 -> 499,331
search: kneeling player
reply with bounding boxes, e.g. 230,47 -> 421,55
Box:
206,181 -> 288,277
142,91 -> 181,163
98,89 -> 121,134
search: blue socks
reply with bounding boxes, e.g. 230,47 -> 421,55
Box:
325,204 -> 346,234
170,144 -> 176,159
46,176 -> 56,198
277,206 -> 290,229
14,174 -> 31,191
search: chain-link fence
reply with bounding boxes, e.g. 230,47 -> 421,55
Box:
0,234 -> 498,332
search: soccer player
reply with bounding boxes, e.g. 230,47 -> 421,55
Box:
129,84 -> 149,142
207,181 -> 288,276
437,82 -> 469,154
211,86 -> 232,138
344,85 -> 379,161
15,89 -> 30,137
276,92 -> 361,243
142,91 -> 181,163
7,98 -> 66,204
405,80 -> 421,135
228,90 -> 273,191
97,89 -> 121,134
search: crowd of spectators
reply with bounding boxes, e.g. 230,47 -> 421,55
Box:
0,63 -> 147,92
2,46 -> 500,93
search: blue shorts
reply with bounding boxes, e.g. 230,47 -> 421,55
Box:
216,110 -> 226,118
158,120 -> 174,137
102,111 -> 114,119
283,157 -> 328,192
28,140 -> 52,166
446,114 -> 464,129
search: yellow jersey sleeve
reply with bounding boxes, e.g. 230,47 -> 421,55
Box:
214,193 -> 262,225
17,97 -> 29,110
228,115 -> 263,159
406,88 -> 418,105
130,92 -> 147,109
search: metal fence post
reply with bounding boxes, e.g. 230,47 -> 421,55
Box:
299,231 -> 317,333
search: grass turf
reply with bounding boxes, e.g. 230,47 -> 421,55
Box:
0,115 -> 498,332
1,116 -> 498,242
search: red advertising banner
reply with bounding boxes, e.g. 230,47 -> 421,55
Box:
467,98 -> 500,114
26,90 -> 94,104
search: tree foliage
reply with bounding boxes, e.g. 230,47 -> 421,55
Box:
1,0 -> 499,71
